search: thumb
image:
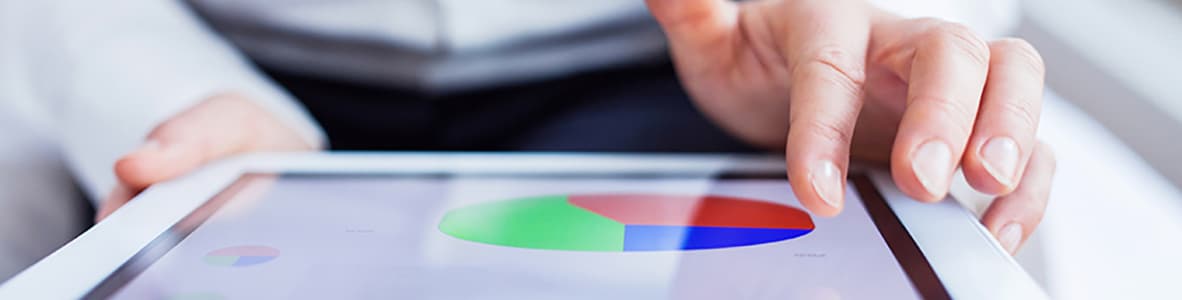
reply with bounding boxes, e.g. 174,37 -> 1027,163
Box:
114,95 -> 303,189
646,0 -> 737,58
114,133 -> 230,190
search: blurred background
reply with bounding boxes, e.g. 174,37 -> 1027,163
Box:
2,0 -> 1181,298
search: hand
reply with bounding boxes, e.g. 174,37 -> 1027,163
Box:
97,93 -> 317,221
646,0 -> 1054,253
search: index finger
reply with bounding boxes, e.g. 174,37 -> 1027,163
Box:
782,0 -> 872,216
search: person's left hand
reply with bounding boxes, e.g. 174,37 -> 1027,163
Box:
646,0 -> 1054,254
97,94 -> 317,221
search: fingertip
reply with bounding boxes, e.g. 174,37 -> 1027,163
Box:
961,136 -> 1023,195
891,137 -> 961,203
894,176 -> 944,203
113,140 -> 170,188
980,214 -> 1032,255
995,222 -> 1024,254
114,154 -> 157,189
889,159 -> 943,203
811,159 -> 846,212
961,162 -> 1014,196
795,186 -> 843,217
808,202 -> 842,217
964,141 -> 1054,196
789,159 -> 846,217
797,186 -> 844,217
960,141 -> 1013,195
978,142 -> 1055,254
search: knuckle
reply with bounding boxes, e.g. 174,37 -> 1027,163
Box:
789,113 -> 855,145
910,95 -> 977,134
923,22 -> 991,67
991,38 -> 1046,76
795,117 -> 855,146
909,17 -> 946,30
795,45 -> 867,96
811,46 -> 868,85
996,97 -> 1041,130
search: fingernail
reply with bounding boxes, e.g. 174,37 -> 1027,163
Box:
980,137 -> 1020,188
809,160 -> 843,209
911,140 -> 952,197
998,223 -> 1023,253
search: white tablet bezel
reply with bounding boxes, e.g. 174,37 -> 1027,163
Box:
0,153 -> 1047,299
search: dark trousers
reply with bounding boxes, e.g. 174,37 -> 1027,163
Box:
262,62 -> 755,153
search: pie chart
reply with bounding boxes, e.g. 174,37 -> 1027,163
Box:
202,245 -> 280,267
438,194 -> 815,251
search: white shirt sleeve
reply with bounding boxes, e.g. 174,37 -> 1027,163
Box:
870,0 -> 1021,38
26,0 -> 326,203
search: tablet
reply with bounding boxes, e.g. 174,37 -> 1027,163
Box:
0,153 -> 1046,299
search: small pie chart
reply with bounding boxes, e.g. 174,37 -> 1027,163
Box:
438,194 -> 815,251
202,245 -> 280,267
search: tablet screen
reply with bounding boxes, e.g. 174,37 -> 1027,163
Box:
86,172 -> 946,299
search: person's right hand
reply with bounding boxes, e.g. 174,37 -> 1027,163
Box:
646,0 -> 1053,253
96,93 -> 317,221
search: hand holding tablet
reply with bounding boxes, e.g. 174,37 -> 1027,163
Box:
99,94 -> 318,221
